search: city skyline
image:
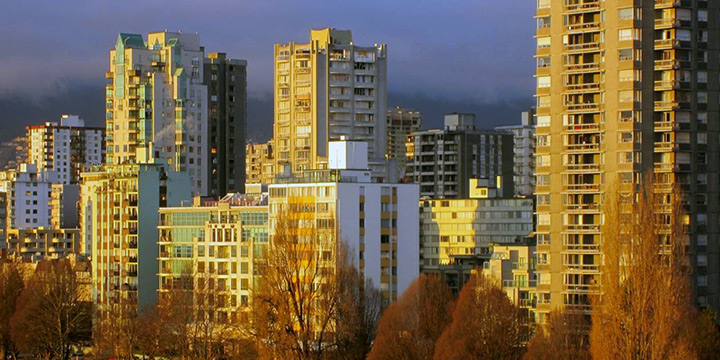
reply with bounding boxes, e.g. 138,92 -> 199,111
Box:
0,0 -> 535,141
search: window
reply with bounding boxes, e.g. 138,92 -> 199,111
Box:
618,29 -> 633,41
537,37 -> 551,48
618,8 -> 633,20
537,115 -> 551,127
537,76 -> 551,88
619,90 -> 634,102
619,49 -> 633,61
618,69 -> 634,82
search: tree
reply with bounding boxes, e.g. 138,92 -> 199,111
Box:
250,208 -> 381,360
10,259 -> 91,360
590,179 -> 695,360
92,298 -> 145,360
331,264 -> 383,360
368,274 -> 454,360
0,261 -> 24,360
433,275 -> 527,360
524,310 -> 590,360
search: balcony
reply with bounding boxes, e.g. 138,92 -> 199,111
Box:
565,123 -> 602,132
564,1 -> 601,13
564,62 -> 600,73
565,143 -> 600,152
565,42 -> 602,53
563,183 -> 600,192
566,163 -> 601,172
655,0 -> 690,9
654,101 -> 680,111
655,39 -> 681,50
564,263 -> 601,272
654,80 -> 681,90
566,21 -> 601,32
565,103 -> 601,112
105,71 -> 114,79
502,280 -> 537,288
563,242 -> 600,252
654,18 -> 681,29
565,83 -> 601,92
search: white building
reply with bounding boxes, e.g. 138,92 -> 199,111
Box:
26,114 -> 105,185
106,31 -> 208,195
495,109 -> 536,197
269,139 -> 419,303
7,164 -> 58,230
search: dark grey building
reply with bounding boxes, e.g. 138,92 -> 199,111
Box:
405,113 -> 514,199
204,53 -> 247,197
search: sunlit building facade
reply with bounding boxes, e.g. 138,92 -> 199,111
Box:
534,0 -> 720,319
273,28 -> 388,180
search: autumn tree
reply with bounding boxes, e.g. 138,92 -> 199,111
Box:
152,270 -> 242,360
368,274 -> 454,360
433,275 -> 527,360
331,264 -> 383,360
93,298 -> 146,359
10,259 -> 91,360
524,310 -> 590,360
590,179 -> 696,359
250,207 -> 381,360
0,261 -> 23,360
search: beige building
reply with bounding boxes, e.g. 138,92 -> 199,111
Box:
245,140 -> 275,185
157,194 -> 268,322
273,28 -> 388,180
419,196 -> 534,293
80,162 -> 191,315
5,227 -> 80,261
386,106 -> 422,177
534,0 -> 720,320
106,31 -> 208,195
482,244 -> 537,314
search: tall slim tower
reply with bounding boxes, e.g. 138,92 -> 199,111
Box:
273,28 -> 387,179
106,31 -> 208,195
204,53 -> 247,197
534,0 -> 719,321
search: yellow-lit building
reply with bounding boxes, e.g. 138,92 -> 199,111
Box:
534,0 -> 720,318
273,28 -> 388,180
157,194 -> 268,322
245,140 -> 275,185
106,31 -> 207,195
419,197 -> 534,293
80,163 -> 191,317
482,244 -> 537,314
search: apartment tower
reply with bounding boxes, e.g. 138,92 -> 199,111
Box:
386,106 -> 422,178
273,28 -> 388,179
534,0 -> 719,320
106,31 -> 208,195
204,53 -> 248,197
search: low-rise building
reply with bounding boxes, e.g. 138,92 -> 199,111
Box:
482,243 -> 537,313
269,139 -> 419,304
419,179 -> 533,294
5,227 -> 80,261
157,193 -> 268,321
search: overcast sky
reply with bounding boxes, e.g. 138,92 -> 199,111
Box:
0,0 -> 536,140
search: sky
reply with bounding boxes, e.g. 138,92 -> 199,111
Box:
0,0 -> 536,141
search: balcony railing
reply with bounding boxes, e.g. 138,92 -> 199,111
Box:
565,42 -> 602,52
564,183 -> 600,192
566,163 -> 601,172
564,62 -> 600,72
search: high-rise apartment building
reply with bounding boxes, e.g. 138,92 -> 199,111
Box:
269,139 -> 419,304
273,28 -> 388,179
482,243 -> 537,314
80,163 -> 191,314
406,113 -> 514,198
534,0 -> 720,318
26,115 -> 105,185
245,140 -> 275,185
495,109 -> 536,196
106,31 -> 208,195
386,106 -> 422,178
204,53 -> 248,197
158,194 -> 268,320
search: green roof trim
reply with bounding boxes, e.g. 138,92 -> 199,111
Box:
116,33 -> 145,49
